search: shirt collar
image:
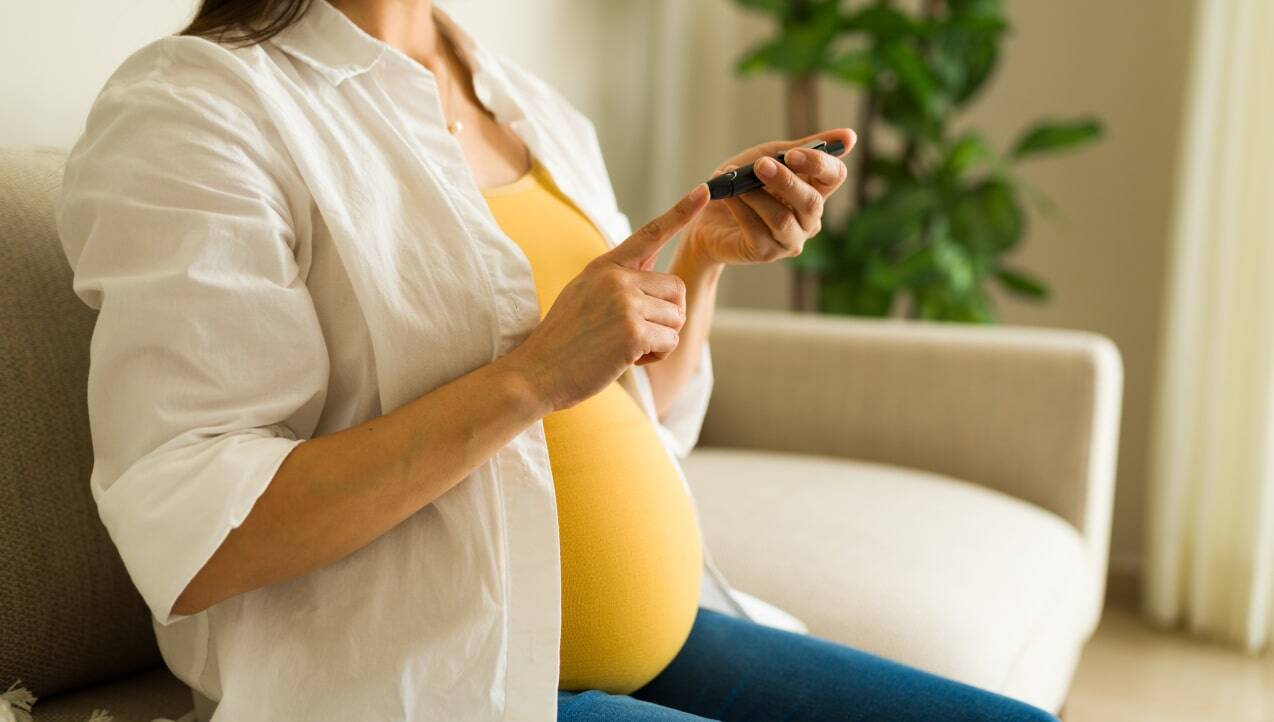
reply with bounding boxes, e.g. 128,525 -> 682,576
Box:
269,0 -> 493,87
268,0 -> 384,85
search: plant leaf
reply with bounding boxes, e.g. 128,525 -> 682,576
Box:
823,51 -> 874,85
731,0 -> 790,16
880,42 -> 943,118
1011,118 -> 1104,158
879,245 -> 934,288
949,0 -> 1007,27
878,88 -> 943,141
911,286 -> 948,320
956,39 -> 1000,102
933,27 -> 1001,104
866,155 -> 915,184
818,272 -> 895,316
737,37 -> 817,74
948,288 -> 997,323
995,266 -> 1050,299
851,184 -> 936,248
791,229 -> 834,272
737,1 -> 843,75
931,231 -> 976,296
949,179 -> 1023,253
843,3 -> 921,39
942,133 -> 991,178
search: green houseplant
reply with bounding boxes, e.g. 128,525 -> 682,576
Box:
734,0 -> 1102,321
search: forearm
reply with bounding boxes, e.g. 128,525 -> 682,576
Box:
646,237 -> 723,417
172,354 -> 550,616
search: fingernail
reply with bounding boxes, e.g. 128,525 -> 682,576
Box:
689,184 -> 708,202
846,129 -> 858,153
757,157 -> 777,179
786,149 -> 807,168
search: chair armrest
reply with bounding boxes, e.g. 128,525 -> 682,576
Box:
700,308 -> 1123,576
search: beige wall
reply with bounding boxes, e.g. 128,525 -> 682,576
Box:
0,0 -> 611,148
0,1 -> 195,147
968,0 -> 1195,572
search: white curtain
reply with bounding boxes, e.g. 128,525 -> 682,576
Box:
593,0 -> 773,225
594,0 -> 836,309
1145,0 -> 1274,650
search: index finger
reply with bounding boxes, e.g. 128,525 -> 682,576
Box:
604,184 -> 710,270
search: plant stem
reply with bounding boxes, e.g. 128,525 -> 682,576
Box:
853,88 -> 878,212
899,0 -> 944,320
904,0 -> 943,174
786,73 -> 821,138
855,0 -> 895,212
784,0 -> 824,312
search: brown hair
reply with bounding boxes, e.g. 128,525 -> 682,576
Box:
181,0 -> 313,46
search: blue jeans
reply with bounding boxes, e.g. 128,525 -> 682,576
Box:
557,608 -> 1059,722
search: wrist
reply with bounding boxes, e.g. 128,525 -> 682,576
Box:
675,224 -> 726,283
490,351 -> 557,420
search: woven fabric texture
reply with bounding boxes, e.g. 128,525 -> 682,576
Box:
0,148 -> 162,698
32,668 -> 190,722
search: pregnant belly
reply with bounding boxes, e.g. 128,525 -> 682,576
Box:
544,381 -> 703,695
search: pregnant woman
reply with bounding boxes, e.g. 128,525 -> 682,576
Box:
58,0 -> 1058,720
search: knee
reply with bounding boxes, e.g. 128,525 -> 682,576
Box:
971,692 -> 1059,722
1015,703 -> 1061,722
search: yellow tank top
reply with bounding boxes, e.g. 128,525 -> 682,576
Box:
482,163 -> 703,694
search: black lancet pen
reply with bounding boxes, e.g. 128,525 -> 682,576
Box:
705,139 -> 847,200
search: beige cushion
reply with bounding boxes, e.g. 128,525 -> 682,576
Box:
0,148 -> 162,697
700,308 -> 1122,592
686,448 -> 1097,712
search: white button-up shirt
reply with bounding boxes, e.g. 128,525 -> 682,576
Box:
57,2 -> 743,720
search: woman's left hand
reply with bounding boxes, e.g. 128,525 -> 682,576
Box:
684,128 -> 856,266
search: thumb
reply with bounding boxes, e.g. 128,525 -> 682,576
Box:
606,184 -> 710,269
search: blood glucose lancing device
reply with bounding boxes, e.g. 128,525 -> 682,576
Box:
706,139 -> 847,200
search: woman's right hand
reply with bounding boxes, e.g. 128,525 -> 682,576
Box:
504,184 -> 711,412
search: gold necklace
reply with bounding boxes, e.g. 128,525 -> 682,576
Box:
438,43 -> 464,135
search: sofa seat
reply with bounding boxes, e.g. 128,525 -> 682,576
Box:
31,667 -> 190,722
685,448 -> 1098,711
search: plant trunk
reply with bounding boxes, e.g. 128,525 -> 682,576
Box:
787,73 -> 820,312
786,73 -> 821,139
854,90 -> 878,213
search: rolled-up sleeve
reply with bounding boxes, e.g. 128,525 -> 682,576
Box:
58,76 -> 329,625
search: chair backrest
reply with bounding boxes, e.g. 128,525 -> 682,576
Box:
0,148 -> 160,698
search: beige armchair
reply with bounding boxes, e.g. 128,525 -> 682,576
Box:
686,309 -> 1121,713
0,148 -> 1119,719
